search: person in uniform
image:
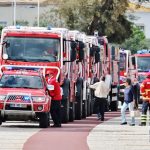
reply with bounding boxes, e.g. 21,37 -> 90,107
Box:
140,73 -> 150,126
46,70 -> 62,127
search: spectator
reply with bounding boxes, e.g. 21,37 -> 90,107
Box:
89,76 -> 109,121
132,78 -> 140,108
120,78 -> 135,126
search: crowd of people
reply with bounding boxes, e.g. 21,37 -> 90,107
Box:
45,69 -> 150,127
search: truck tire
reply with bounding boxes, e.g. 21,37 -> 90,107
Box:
82,100 -> 87,118
75,90 -> 83,120
110,101 -> 118,111
0,118 -> 2,125
87,94 -> 91,116
0,113 -> 2,125
69,102 -> 75,122
61,97 -> 69,123
39,112 -> 49,128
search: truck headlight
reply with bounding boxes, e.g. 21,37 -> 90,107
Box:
32,96 -> 45,102
0,95 -> 6,101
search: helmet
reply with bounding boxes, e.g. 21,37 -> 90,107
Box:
46,69 -> 57,76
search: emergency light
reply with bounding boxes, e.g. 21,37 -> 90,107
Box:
137,49 -> 150,54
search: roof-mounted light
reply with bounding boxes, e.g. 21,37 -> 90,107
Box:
47,25 -> 52,30
16,25 -> 21,29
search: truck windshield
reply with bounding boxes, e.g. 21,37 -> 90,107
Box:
3,37 -> 60,62
137,57 -> 150,72
0,74 -> 43,89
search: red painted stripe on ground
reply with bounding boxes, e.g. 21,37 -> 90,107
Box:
23,112 -> 121,150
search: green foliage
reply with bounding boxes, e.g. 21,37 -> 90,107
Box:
39,0 -> 132,43
34,7 -> 65,27
0,26 -> 3,35
16,20 -> 29,26
121,26 -> 149,54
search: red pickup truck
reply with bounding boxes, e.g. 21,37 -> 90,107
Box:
0,69 -> 51,128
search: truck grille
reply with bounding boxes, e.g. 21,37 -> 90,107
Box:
7,95 -> 31,102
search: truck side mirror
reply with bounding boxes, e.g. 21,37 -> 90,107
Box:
132,57 -> 135,66
95,52 -> 100,63
78,41 -> 84,61
90,47 -> 95,57
111,46 -> 115,60
70,41 -> 77,62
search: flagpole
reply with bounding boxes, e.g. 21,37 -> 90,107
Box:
37,0 -> 40,27
13,0 -> 16,26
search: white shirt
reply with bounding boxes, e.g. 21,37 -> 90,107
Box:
90,81 -> 109,98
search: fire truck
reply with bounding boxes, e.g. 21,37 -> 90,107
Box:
130,50 -> 150,81
119,49 -> 132,103
118,49 -> 150,103
0,26 -> 95,123
86,35 -> 120,111
0,26 -> 120,125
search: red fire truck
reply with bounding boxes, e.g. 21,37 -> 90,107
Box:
119,49 -> 132,103
0,26 -> 94,123
86,35 -> 120,111
130,50 -> 150,81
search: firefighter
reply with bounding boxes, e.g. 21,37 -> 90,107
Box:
46,70 -> 62,127
140,73 -> 150,126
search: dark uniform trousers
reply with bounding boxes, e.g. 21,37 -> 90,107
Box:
50,100 -> 61,125
141,101 -> 150,125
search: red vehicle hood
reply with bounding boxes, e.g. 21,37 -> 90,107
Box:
0,88 -> 46,96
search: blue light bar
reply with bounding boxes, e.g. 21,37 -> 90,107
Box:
5,66 -> 40,71
137,49 -> 150,54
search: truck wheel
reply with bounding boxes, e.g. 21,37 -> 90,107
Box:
110,101 -> 118,111
90,94 -> 94,115
87,94 -> 91,116
75,90 -> 83,120
69,102 -> 75,122
0,114 -> 2,125
61,97 -> 69,123
82,100 -> 87,118
0,119 -> 2,125
39,112 -> 49,128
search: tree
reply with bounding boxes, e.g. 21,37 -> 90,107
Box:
121,26 -> 149,54
33,6 -> 65,27
56,0 -> 133,43
16,20 -> 29,26
0,26 -> 3,35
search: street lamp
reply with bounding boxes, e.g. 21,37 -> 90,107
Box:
13,0 -> 16,26
37,0 -> 40,27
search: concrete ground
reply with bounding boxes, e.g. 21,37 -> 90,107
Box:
87,114 -> 150,150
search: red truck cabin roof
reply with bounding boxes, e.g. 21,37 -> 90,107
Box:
134,54 -> 150,57
5,32 -> 60,39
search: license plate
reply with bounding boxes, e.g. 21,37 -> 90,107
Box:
10,104 -> 27,108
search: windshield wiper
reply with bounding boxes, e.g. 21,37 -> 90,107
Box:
20,86 -> 41,89
9,58 -> 29,62
28,59 -> 53,62
0,85 -> 19,88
